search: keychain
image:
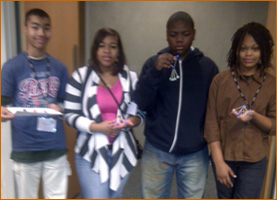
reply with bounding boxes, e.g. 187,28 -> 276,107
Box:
169,55 -> 180,81
232,105 -> 252,119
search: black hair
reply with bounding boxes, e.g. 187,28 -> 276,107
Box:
227,22 -> 274,73
166,11 -> 194,29
25,8 -> 50,26
89,28 -> 126,75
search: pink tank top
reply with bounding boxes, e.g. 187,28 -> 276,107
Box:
97,80 -> 123,143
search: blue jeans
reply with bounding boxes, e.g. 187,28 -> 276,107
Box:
75,152 -> 129,199
212,157 -> 267,199
141,140 -> 209,199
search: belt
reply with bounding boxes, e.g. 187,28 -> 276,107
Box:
107,144 -> 113,149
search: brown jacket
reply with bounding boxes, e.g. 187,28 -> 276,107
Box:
204,69 -> 276,162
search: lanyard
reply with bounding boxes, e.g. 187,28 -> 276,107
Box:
26,54 -> 51,100
231,70 -> 266,109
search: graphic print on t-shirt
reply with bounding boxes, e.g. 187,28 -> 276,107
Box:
19,76 -> 60,101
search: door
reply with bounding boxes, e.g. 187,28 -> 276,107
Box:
23,2 -> 84,198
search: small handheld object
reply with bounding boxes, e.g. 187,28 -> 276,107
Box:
169,55 -> 180,81
232,105 -> 252,119
111,115 -> 133,130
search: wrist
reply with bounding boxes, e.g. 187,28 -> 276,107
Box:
250,110 -> 256,119
90,122 -> 98,132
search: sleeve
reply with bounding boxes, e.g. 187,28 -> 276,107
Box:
1,96 -> 13,106
1,62 -> 15,99
129,71 -> 145,126
267,80 -> 276,136
211,62 -> 219,81
134,56 -> 163,111
204,75 -> 221,143
56,65 -> 70,111
64,68 -> 94,133
57,65 -> 70,101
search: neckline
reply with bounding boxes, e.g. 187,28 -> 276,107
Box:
25,52 -> 48,61
98,79 -> 120,90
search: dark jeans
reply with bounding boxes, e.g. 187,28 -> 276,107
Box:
212,157 -> 267,199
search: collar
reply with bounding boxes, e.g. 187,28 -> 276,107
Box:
25,52 -> 48,61
91,65 -> 131,92
234,68 -> 265,84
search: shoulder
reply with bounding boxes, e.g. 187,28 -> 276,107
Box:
198,55 -> 218,69
144,54 -> 158,65
122,65 -> 137,81
210,70 -> 232,86
144,47 -> 169,66
124,65 -> 137,75
266,72 -> 276,81
213,70 -> 231,80
265,72 -> 276,88
76,65 -> 91,74
48,54 -> 68,70
3,53 -> 26,69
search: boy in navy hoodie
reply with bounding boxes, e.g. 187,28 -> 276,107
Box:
1,8 -> 70,199
135,11 -> 219,198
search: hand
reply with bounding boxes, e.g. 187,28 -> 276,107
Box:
215,161 -> 237,188
49,103 -> 62,112
232,109 -> 255,122
90,120 -> 121,138
155,53 -> 176,71
110,119 -> 134,130
1,107 -> 15,122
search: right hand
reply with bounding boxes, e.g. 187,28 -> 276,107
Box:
1,107 -> 15,122
90,120 -> 121,138
215,161 -> 237,188
155,53 -> 176,71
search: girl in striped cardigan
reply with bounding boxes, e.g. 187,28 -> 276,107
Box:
64,28 -> 144,199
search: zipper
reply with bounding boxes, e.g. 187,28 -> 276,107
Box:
169,60 -> 183,152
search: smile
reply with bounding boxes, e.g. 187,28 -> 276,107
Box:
103,56 -> 112,61
244,59 -> 254,63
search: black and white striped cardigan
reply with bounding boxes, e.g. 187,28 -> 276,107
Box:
64,65 -> 144,191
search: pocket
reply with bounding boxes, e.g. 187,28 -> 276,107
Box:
60,155 -> 72,176
65,159 -> 72,176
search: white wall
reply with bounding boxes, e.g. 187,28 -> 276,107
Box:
1,1 -> 17,199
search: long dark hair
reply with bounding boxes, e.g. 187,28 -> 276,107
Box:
89,28 -> 126,75
227,22 -> 274,74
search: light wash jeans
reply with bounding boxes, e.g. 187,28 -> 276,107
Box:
75,151 -> 129,199
141,140 -> 209,199
12,155 -> 71,199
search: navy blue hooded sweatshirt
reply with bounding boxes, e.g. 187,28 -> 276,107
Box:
135,47 -> 219,154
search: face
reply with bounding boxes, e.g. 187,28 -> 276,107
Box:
167,21 -> 195,58
96,35 -> 119,70
238,34 -> 261,74
24,15 -> 51,52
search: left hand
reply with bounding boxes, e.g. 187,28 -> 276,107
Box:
110,119 -> 134,130
49,104 -> 62,112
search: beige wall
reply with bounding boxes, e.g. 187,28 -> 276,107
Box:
85,1 -> 269,144
85,1 -> 268,73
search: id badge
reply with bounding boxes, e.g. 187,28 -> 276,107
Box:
127,102 -> 137,116
37,117 -> 57,133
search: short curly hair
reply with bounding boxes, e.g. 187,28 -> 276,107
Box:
166,11 -> 194,29
227,22 -> 274,73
